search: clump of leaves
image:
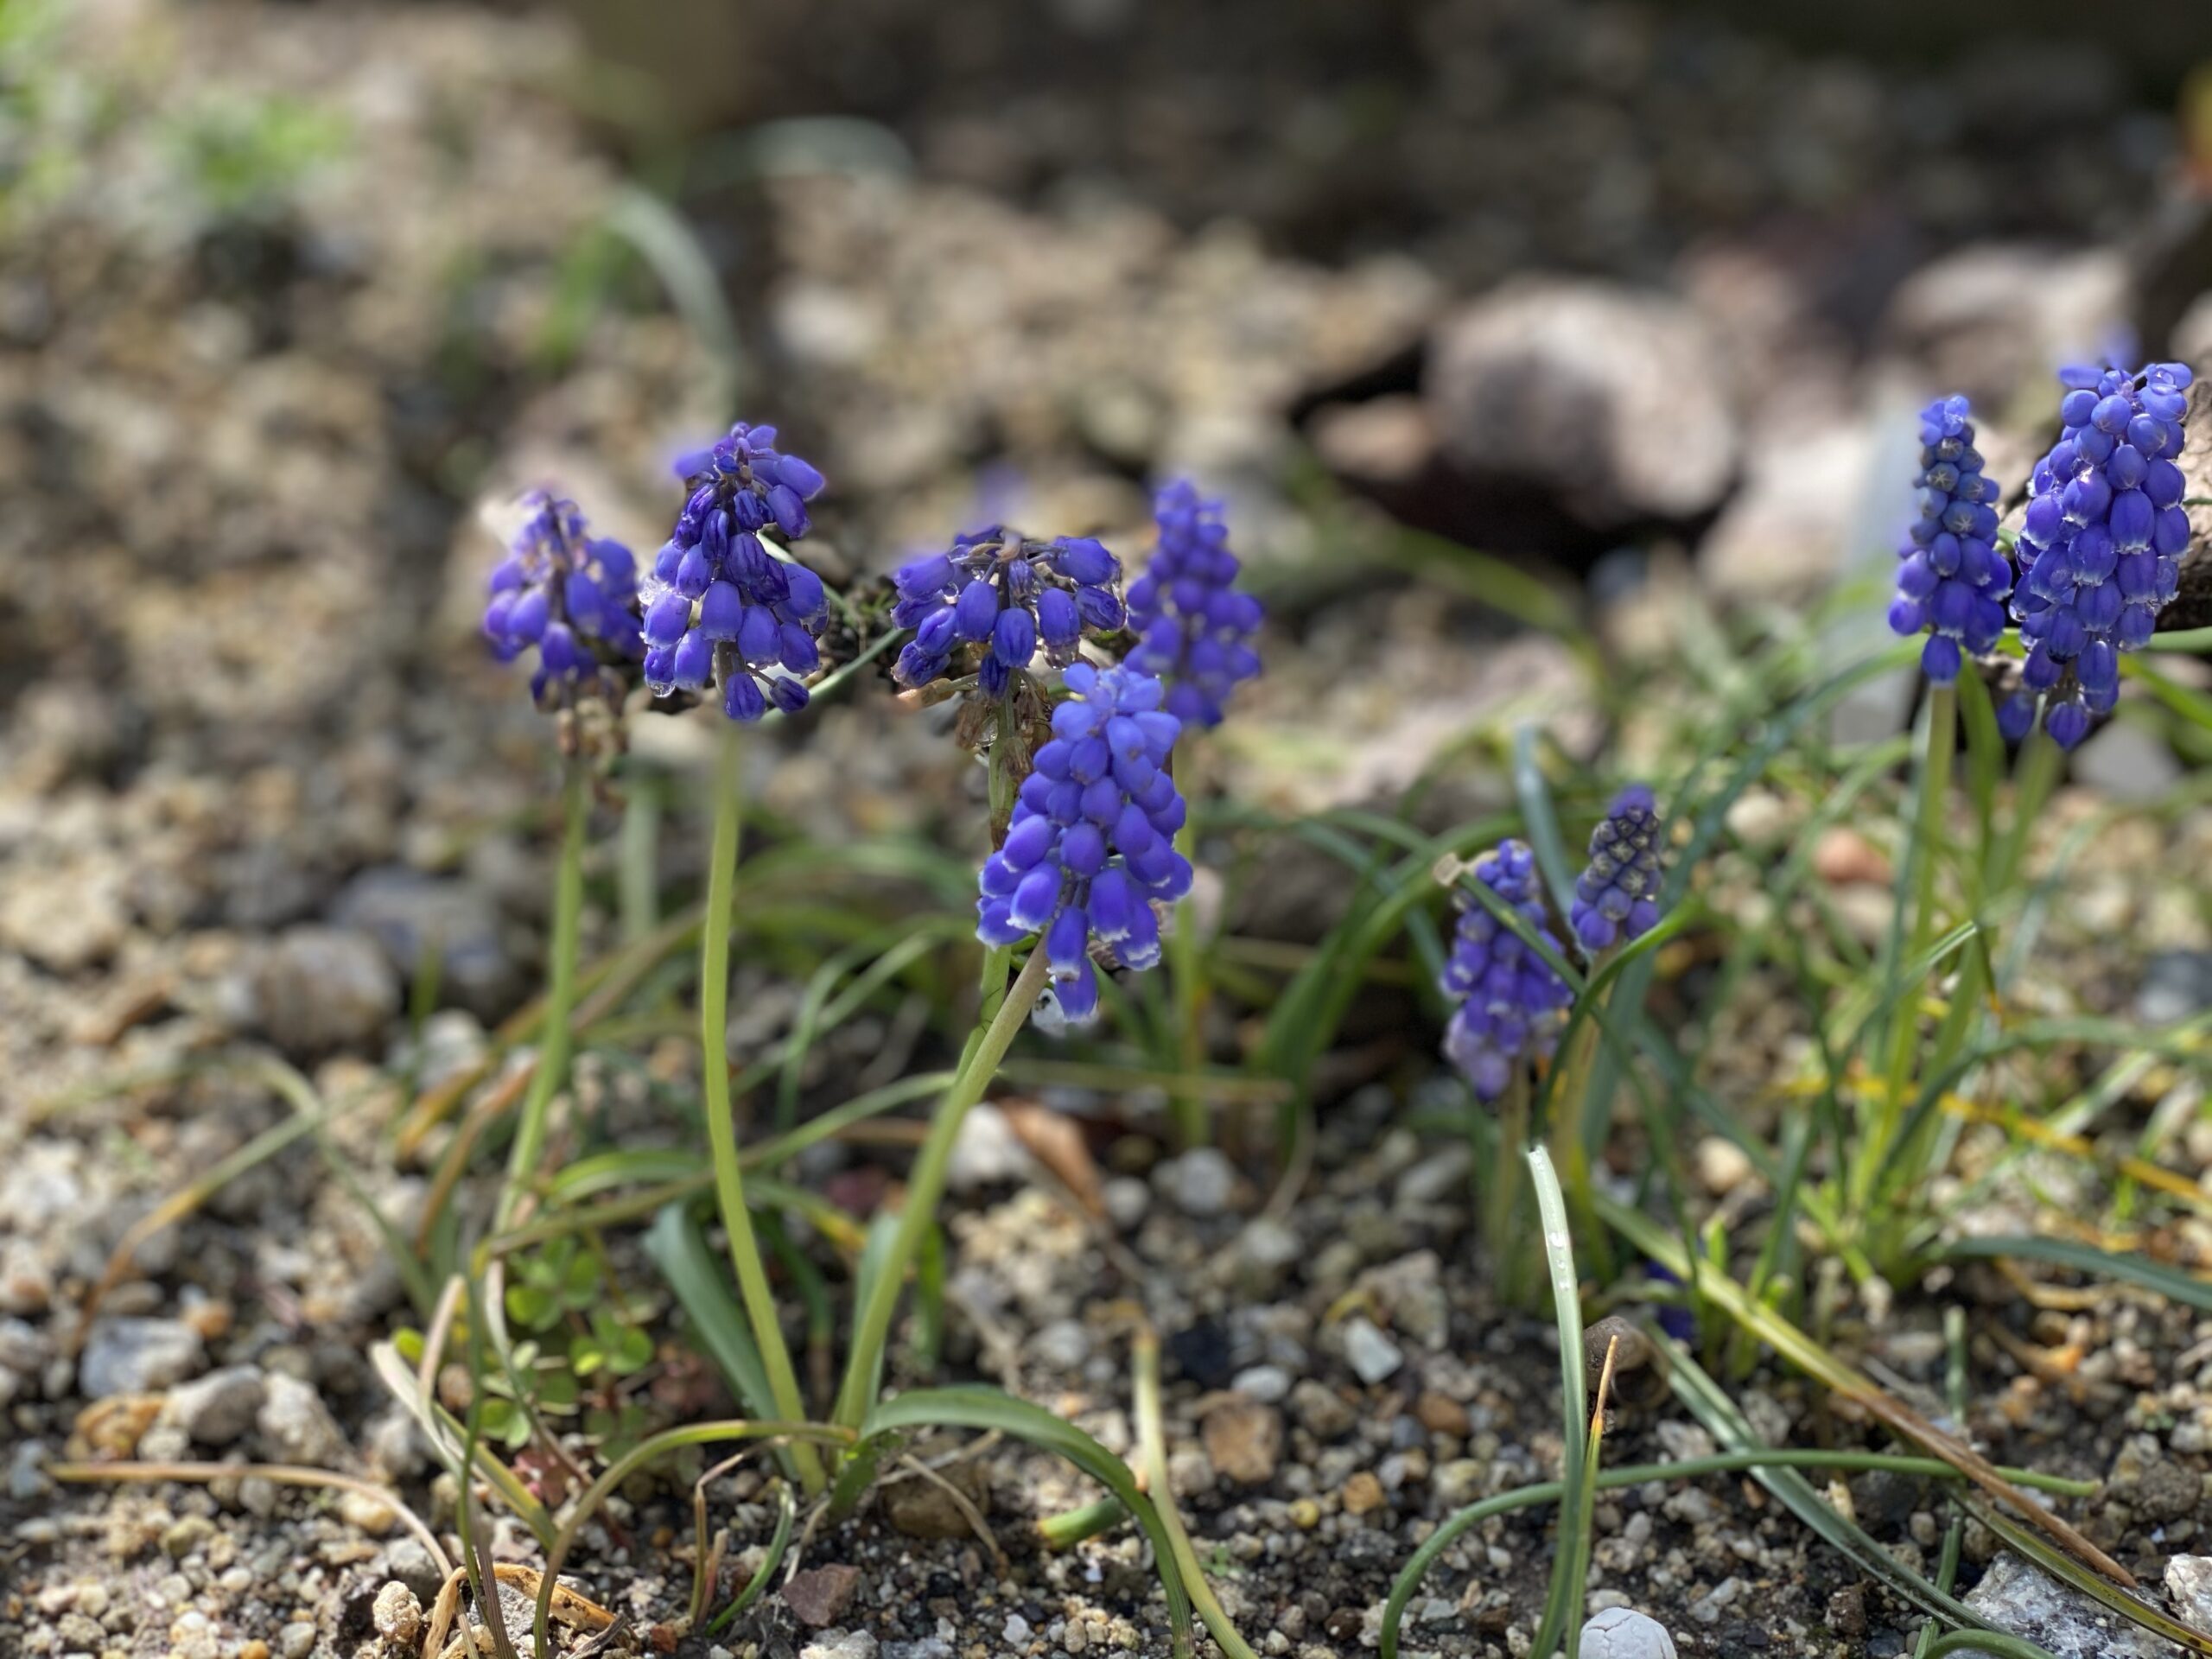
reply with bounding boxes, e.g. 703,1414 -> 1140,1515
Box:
161,92 -> 348,222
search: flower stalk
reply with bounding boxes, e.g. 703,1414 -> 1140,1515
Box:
698,727 -> 823,1495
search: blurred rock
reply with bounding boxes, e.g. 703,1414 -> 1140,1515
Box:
1427,279 -> 1738,531
1879,245 -> 2126,412
2070,721 -> 2182,804
252,926 -> 399,1054
79,1318 -> 205,1400
160,1365 -> 266,1447
1698,419 -> 1873,601
331,866 -> 516,1016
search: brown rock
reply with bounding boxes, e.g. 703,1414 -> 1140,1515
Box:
782,1564 -> 862,1629
1414,1390 -> 1471,1437
1201,1398 -> 1284,1485
1812,827 -> 1892,887
881,1459 -> 992,1540
1341,1471 -> 1386,1516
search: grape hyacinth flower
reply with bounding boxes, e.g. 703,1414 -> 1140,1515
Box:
975,662 -> 1192,1024
1126,480 -> 1264,728
1885,396 -> 2012,685
2006,362 -> 2194,747
891,526 -> 1125,696
1437,841 -> 1573,1101
1571,784 -> 1666,953
638,422 -> 831,721
482,488 -> 643,714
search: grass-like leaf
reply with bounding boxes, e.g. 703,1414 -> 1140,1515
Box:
1942,1234 -> 2212,1314
1526,1146 -> 1590,1659
1665,1338 -> 1988,1630
642,1204 -> 779,1432
1511,723 -> 1580,921
861,1386 -> 1198,1656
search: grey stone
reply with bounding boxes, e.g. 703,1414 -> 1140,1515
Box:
253,926 -> 399,1053
1427,278 -> 1738,530
331,867 -> 515,1014
1956,1551 -> 2171,1658
944,1103 -> 1033,1193
1101,1175 -> 1150,1229
162,1365 -> 266,1446
256,1372 -> 350,1467
2164,1555 -> 2212,1633
1341,1316 -> 1404,1385
1393,1143 -> 1471,1207
1879,245 -> 2126,413
1230,1364 -> 1292,1404
380,1536 -> 447,1605
2138,950 -> 2212,1025
1028,1319 -> 1091,1372
7,1440 -> 48,1501
2071,720 -> 2183,804
1582,1606 -> 1679,1658
1156,1147 -> 1237,1217
79,1317 -> 205,1398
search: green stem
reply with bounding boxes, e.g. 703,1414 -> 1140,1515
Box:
700,728 -> 823,1497
497,764 -> 588,1232
832,946 -> 1052,1433
1864,685 -> 1955,1213
1039,1496 -> 1128,1549
1547,996 -> 1613,1283
1376,1448 -> 2086,1659
1135,1327 -> 1258,1659
1490,1075 -> 1536,1309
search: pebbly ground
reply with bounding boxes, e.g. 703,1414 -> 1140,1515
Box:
9,2 -> 2212,1657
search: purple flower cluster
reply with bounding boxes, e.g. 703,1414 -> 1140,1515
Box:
1571,784 -> 1665,953
892,528 -> 1124,696
1126,480 -> 1263,728
639,423 -> 831,721
1438,841 -> 1573,1101
2007,363 -> 2193,747
482,489 -> 642,710
1885,396 -> 2012,685
976,663 -> 1192,1024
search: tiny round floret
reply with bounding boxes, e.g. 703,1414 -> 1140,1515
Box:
975,662 -> 1192,1026
893,526 -> 1125,695
2007,361 -> 2193,747
1885,395 -> 2012,687
639,422 -> 831,721
1570,784 -> 1667,953
1436,840 -> 1573,1102
482,488 -> 642,716
1125,480 -> 1262,728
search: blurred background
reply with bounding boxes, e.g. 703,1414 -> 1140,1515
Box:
5,0 -> 2212,1058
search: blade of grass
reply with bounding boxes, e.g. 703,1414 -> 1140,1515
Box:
1526,1145 -> 1589,1659
1941,1235 -> 2212,1314
861,1385 -> 1198,1656
1511,724 -> 1580,920
1598,1194 -> 2138,1588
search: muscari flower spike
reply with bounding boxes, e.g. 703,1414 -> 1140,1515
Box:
2007,362 -> 2193,748
482,488 -> 643,711
976,662 -> 1192,1025
1571,784 -> 1666,953
891,526 -> 1125,696
1885,395 -> 2012,685
638,422 -> 831,721
1437,840 -> 1573,1102
1125,480 -> 1263,728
